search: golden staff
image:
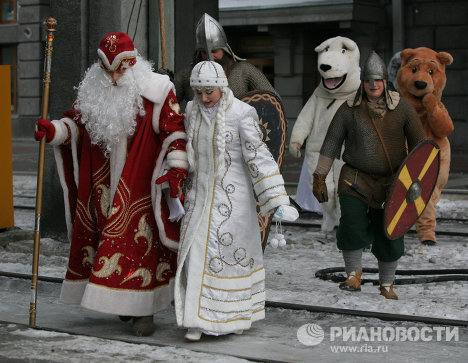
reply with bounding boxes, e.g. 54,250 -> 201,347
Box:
30,16 -> 57,327
158,0 -> 167,69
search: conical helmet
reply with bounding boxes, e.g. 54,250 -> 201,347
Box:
195,13 -> 243,61
362,51 -> 388,81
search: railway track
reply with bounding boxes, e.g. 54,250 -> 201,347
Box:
1,270 -> 467,328
281,219 -> 468,238
7,192 -> 468,331
12,197 -> 468,238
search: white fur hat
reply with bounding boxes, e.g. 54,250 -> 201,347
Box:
190,61 -> 228,87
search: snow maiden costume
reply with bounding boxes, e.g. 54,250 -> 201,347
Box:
35,32 -> 188,336
174,61 -> 296,340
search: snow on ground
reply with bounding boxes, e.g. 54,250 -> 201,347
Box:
0,237 -> 68,277
264,226 -> 468,320
0,226 -> 466,321
0,323 -> 247,362
3,174 -> 468,322
437,198 -> 468,219
12,174 -> 36,197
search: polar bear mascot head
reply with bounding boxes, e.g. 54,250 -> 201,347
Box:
315,36 -> 361,95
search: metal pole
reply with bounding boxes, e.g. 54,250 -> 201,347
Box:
392,0 -> 404,54
158,0 -> 167,69
30,17 -> 57,328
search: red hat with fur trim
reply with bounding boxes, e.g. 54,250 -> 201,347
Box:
97,32 -> 137,71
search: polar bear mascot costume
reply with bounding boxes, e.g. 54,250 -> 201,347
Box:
290,36 -> 361,236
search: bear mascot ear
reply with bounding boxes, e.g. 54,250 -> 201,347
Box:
437,51 -> 453,66
341,38 -> 357,51
400,48 -> 417,66
315,38 -> 332,53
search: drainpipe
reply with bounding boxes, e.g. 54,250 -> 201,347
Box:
81,0 -> 89,74
392,0 -> 404,53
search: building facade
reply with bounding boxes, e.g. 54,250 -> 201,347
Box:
0,0 -> 217,137
0,0 -> 216,240
220,0 -> 468,173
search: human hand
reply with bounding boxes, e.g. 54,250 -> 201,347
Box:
155,168 -> 188,198
289,142 -> 302,158
34,118 -> 55,142
313,172 -> 328,203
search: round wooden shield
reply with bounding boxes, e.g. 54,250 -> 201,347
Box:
384,140 -> 440,240
241,91 -> 287,248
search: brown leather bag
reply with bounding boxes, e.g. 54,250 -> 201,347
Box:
338,164 -> 393,209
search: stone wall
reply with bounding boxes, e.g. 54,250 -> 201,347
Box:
12,0 -> 50,137
404,0 -> 468,172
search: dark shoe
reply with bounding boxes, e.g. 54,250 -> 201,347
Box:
379,284 -> 398,300
339,271 -> 362,291
421,239 -> 436,246
118,315 -> 132,322
132,316 -> 156,336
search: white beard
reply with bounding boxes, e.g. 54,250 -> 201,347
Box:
74,57 -> 154,155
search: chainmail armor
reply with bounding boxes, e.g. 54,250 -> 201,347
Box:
320,98 -> 426,207
175,60 -> 277,108
226,61 -> 277,99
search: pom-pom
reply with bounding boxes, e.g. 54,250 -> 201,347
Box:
278,236 -> 286,248
270,238 -> 279,248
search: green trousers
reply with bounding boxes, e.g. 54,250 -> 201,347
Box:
336,194 -> 404,262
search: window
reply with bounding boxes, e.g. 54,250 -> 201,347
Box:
0,45 -> 17,113
0,0 -> 16,24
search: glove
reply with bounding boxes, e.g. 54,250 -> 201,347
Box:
34,118 -> 55,142
155,167 -> 188,198
289,142 -> 302,158
313,172 -> 328,203
273,205 -> 299,222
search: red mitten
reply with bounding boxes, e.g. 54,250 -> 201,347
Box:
34,118 -> 55,142
155,167 -> 188,198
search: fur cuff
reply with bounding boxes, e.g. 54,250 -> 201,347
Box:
50,119 -> 70,145
167,150 -> 188,170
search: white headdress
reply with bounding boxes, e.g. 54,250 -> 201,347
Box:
187,61 -> 233,178
190,61 -> 228,88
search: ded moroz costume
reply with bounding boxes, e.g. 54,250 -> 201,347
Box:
34,32 -> 188,336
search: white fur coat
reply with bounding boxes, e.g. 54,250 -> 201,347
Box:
174,95 -> 289,334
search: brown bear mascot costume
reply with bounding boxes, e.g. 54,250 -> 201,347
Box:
397,47 -> 454,245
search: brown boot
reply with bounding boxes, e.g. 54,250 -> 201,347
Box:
132,316 -> 156,336
339,271 -> 362,291
379,284 -> 398,300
